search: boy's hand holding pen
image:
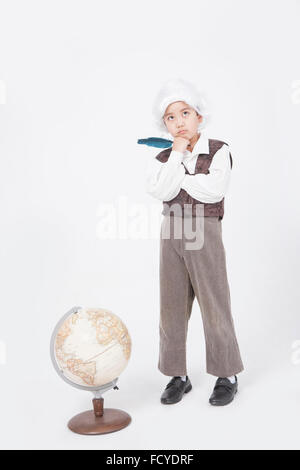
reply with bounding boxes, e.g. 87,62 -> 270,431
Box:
172,134 -> 191,153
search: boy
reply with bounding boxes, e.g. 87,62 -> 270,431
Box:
146,78 -> 244,406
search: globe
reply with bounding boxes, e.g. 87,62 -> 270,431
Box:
51,306 -> 132,390
50,306 -> 132,434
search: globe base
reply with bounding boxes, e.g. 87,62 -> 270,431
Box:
67,398 -> 131,435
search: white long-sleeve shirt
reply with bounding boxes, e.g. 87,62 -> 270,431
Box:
146,132 -> 232,204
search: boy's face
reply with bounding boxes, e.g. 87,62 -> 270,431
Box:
162,101 -> 203,140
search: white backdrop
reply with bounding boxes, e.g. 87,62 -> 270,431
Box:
0,0 -> 300,450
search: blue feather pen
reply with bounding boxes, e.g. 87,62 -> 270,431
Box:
137,137 -> 173,148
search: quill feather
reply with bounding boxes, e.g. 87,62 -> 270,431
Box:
137,137 -> 173,148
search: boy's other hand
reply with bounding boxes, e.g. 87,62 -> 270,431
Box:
172,135 -> 190,153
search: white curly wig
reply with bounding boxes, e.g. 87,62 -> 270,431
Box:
152,78 -> 210,138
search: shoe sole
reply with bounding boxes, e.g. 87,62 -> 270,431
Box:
209,388 -> 238,406
161,382 -> 192,405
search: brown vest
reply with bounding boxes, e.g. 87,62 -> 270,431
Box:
155,139 -> 232,220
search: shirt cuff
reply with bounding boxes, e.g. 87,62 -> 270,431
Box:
168,150 -> 184,163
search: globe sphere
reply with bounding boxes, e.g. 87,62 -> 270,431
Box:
51,306 -> 131,390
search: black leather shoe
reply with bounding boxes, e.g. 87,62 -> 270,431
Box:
209,376 -> 238,406
160,376 -> 192,404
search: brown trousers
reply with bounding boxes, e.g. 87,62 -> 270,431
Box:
158,215 -> 244,378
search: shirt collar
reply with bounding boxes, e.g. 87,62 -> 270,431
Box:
183,131 -> 209,159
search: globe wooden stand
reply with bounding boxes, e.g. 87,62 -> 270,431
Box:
68,398 -> 131,435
